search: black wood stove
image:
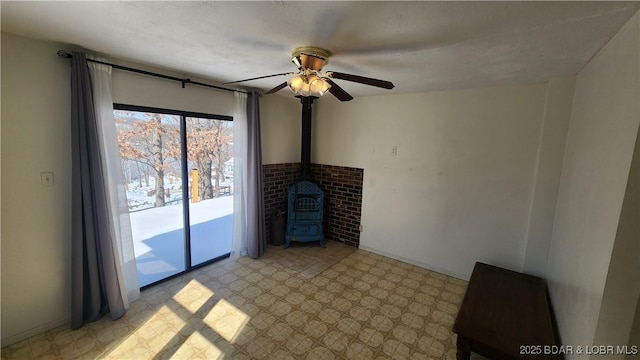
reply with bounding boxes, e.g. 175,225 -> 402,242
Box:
285,97 -> 325,248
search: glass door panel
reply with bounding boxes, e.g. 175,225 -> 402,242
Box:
115,110 -> 186,287
186,117 -> 234,266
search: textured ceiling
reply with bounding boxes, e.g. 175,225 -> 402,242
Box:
2,1 -> 639,99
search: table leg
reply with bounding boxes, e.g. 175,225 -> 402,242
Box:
456,335 -> 471,360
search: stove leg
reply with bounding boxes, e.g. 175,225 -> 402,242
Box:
319,239 -> 326,248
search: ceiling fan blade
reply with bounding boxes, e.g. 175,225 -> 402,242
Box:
326,79 -> 354,102
223,72 -> 293,85
266,82 -> 288,94
329,71 -> 395,89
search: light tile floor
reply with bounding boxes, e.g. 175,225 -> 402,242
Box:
261,241 -> 357,278
2,242 -> 476,360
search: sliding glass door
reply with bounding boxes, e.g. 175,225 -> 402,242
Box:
186,117 -> 234,266
114,106 -> 233,288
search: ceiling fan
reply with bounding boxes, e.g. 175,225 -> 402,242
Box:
224,46 -> 395,101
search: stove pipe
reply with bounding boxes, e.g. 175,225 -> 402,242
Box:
299,96 -> 316,180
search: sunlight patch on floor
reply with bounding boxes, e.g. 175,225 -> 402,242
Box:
182,332 -> 223,359
203,299 -> 250,343
173,279 -> 214,313
104,304 -> 185,358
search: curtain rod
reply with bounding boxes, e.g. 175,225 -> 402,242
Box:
57,50 -> 248,94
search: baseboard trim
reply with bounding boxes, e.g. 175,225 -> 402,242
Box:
357,245 -> 470,281
1,317 -> 69,348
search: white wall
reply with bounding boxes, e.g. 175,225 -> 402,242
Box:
260,95 -> 300,164
0,32 -> 254,345
545,11 -> 640,354
314,83 -> 548,279
593,124 -> 640,358
1,33 -> 73,344
523,76 -> 576,277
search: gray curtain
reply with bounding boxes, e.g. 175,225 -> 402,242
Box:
246,91 -> 266,258
70,52 -> 125,329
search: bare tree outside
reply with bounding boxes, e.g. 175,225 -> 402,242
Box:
186,117 -> 233,201
114,111 -> 181,209
114,110 -> 233,211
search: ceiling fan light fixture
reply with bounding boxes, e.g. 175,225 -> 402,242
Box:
309,76 -> 331,96
287,73 -> 331,97
287,74 -> 305,93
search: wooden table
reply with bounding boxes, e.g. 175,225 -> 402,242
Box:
453,262 -> 560,360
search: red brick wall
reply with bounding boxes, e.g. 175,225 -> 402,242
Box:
263,163 -> 300,245
310,164 -> 364,247
263,163 -> 364,247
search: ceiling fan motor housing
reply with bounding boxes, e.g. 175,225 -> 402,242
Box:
291,46 -> 330,71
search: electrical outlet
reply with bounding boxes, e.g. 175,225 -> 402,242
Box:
41,172 -> 54,187
392,146 -> 398,156
359,224 -> 364,232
